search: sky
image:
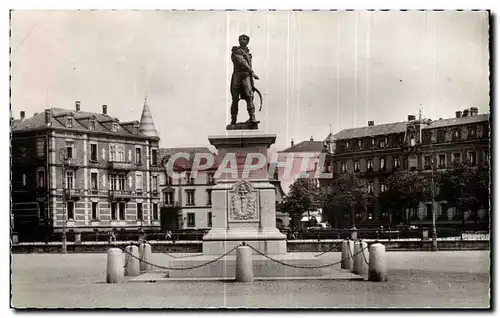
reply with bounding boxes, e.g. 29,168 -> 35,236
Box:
10,10 -> 490,151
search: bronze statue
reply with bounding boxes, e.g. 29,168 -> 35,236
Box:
229,34 -> 263,126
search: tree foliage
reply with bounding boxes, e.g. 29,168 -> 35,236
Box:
279,178 -> 322,228
378,170 -> 431,224
322,173 -> 371,227
380,170 -> 431,210
437,162 -> 490,216
325,173 -> 370,209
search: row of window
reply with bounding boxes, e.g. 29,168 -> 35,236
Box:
65,116 -> 136,134
35,169 -> 215,192
185,212 -> 212,228
340,157 -> 400,173
36,138 -> 159,166
341,124 -> 485,154
164,172 -> 215,186
163,189 -> 213,206
63,201 -> 159,222
423,125 -> 482,144
344,135 -> 403,152
339,150 -> 489,173
57,201 -> 213,228
34,169 -> 159,193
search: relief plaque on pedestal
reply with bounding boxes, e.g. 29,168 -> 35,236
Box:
228,181 -> 260,223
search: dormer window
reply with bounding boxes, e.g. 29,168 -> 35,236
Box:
133,124 -> 139,134
66,116 -> 73,128
371,138 -> 375,147
358,140 -> 363,149
112,123 -> 119,132
89,119 -> 95,130
346,141 -> 350,150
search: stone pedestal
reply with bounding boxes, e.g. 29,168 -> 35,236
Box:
145,129 -> 361,280
202,130 -> 286,255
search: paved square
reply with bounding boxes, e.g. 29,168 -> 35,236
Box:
11,250 -> 490,308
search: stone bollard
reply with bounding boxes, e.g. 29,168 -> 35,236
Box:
106,247 -> 124,283
341,240 -> 354,270
235,245 -> 254,282
353,241 -> 369,275
351,227 -> 358,240
368,243 -> 387,282
139,243 -> 153,272
124,245 -> 140,277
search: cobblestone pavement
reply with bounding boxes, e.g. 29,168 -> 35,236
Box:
11,250 -> 490,308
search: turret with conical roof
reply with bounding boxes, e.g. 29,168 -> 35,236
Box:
139,96 -> 159,138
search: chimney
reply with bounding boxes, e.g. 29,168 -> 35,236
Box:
470,107 -> 478,116
310,136 -> 314,141
44,109 -> 51,125
462,109 -> 469,117
455,110 -> 462,118
34,112 -> 38,116
291,138 -> 294,147
102,105 -> 107,115
408,115 -> 416,121
20,111 -> 25,121
75,100 -> 81,112
368,121 -> 374,126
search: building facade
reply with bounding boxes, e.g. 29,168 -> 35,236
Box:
158,147 -> 217,231
11,100 -> 161,242
322,107 -> 490,228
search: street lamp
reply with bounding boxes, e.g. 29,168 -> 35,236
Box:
59,148 -> 68,254
430,144 -> 438,251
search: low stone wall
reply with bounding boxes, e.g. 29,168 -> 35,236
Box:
10,241 -> 203,254
10,239 -> 489,254
286,239 -> 490,252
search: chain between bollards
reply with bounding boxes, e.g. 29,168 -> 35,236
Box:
118,243 -> 243,271
314,241 -> 343,257
246,243 -> 368,269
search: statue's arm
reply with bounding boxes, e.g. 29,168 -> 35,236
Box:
231,52 -> 254,73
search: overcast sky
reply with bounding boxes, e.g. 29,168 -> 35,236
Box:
10,10 -> 489,151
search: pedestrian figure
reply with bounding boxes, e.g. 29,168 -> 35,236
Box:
108,230 -> 116,243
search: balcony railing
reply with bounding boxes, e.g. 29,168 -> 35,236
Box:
108,189 -> 132,200
63,158 -> 80,170
64,188 -> 83,200
161,201 -> 181,208
107,161 -> 134,171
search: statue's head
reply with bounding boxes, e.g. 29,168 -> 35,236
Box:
238,34 -> 250,47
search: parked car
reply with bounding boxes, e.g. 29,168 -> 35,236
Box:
307,223 -> 331,230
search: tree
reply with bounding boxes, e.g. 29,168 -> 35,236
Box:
279,178 -> 322,229
322,173 -> 371,228
437,162 -> 490,224
379,170 -> 431,225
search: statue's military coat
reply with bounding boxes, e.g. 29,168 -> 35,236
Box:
230,46 -> 254,100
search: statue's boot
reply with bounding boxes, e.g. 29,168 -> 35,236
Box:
246,99 -> 256,123
230,115 -> 237,125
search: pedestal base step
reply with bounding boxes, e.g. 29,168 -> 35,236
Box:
129,270 -> 364,282
226,121 -> 260,130
127,253 -> 364,280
